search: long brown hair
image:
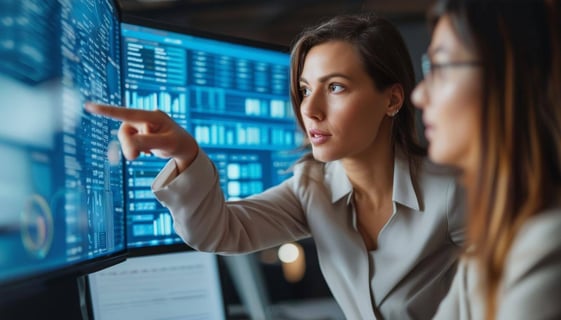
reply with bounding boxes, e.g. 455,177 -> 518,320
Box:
289,13 -> 426,163
428,0 -> 561,318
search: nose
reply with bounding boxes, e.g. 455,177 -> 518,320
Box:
411,80 -> 428,110
300,91 -> 325,121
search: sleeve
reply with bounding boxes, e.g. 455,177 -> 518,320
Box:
151,150 -> 310,254
446,179 -> 466,246
496,212 -> 561,320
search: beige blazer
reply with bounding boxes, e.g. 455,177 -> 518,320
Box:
153,151 -> 465,319
433,208 -> 561,320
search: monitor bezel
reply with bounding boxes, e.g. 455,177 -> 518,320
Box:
0,254 -> 127,302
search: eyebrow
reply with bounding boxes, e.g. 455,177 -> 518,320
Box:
299,72 -> 353,84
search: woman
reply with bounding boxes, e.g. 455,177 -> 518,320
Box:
411,0 -> 561,319
88,13 -> 464,319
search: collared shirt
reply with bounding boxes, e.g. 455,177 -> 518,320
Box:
153,150 -> 465,319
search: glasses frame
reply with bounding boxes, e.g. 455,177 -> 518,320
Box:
421,53 -> 482,80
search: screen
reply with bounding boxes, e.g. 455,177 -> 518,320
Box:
0,0 -> 125,288
88,250 -> 227,320
120,21 -> 304,249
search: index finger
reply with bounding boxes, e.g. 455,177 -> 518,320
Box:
85,102 -> 157,123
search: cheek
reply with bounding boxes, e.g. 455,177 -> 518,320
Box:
430,84 -> 480,167
337,99 -> 384,138
431,114 -> 473,165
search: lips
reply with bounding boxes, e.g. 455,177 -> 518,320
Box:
309,128 -> 331,145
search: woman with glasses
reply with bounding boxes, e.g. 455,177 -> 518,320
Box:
412,0 -> 561,319
87,13 -> 465,319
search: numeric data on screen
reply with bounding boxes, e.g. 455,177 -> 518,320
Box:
121,23 -> 303,248
60,0 -> 124,261
0,0 -> 124,285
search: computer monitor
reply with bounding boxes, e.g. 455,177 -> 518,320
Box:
118,18 -> 305,319
0,0 -> 125,292
119,17 -> 304,252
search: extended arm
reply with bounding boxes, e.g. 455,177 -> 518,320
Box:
153,150 -> 310,253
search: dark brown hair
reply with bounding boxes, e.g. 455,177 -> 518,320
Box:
428,0 -> 561,318
289,13 -> 426,161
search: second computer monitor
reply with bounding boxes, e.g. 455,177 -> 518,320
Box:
120,19 -> 304,250
0,0 -> 125,291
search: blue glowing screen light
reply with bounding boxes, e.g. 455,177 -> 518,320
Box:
0,0 -> 125,286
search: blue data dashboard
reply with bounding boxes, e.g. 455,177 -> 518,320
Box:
121,22 -> 304,249
0,0 -> 125,287
0,0 -> 304,289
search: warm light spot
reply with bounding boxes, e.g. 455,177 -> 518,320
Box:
279,242 -> 306,283
278,243 -> 299,263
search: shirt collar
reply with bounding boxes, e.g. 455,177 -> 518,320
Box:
324,156 -> 421,211
392,156 -> 421,211
325,160 -> 353,204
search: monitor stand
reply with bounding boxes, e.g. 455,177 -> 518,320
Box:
77,274 -> 90,320
223,253 -> 274,320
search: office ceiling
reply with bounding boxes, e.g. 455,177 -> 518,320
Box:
118,0 -> 434,47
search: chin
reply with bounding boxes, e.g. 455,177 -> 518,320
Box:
428,145 -> 462,168
312,150 -> 335,163
427,145 -> 449,165
312,154 -> 329,163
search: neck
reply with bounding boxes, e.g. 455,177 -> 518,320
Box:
341,121 -> 395,204
458,150 -> 479,202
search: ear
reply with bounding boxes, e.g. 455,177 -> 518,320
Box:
386,83 -> 404,117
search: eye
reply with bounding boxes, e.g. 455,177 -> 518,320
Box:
300,87 -> 311,97
329,83 -> 345,93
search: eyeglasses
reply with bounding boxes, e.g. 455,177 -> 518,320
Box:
421,53 -> 482,81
